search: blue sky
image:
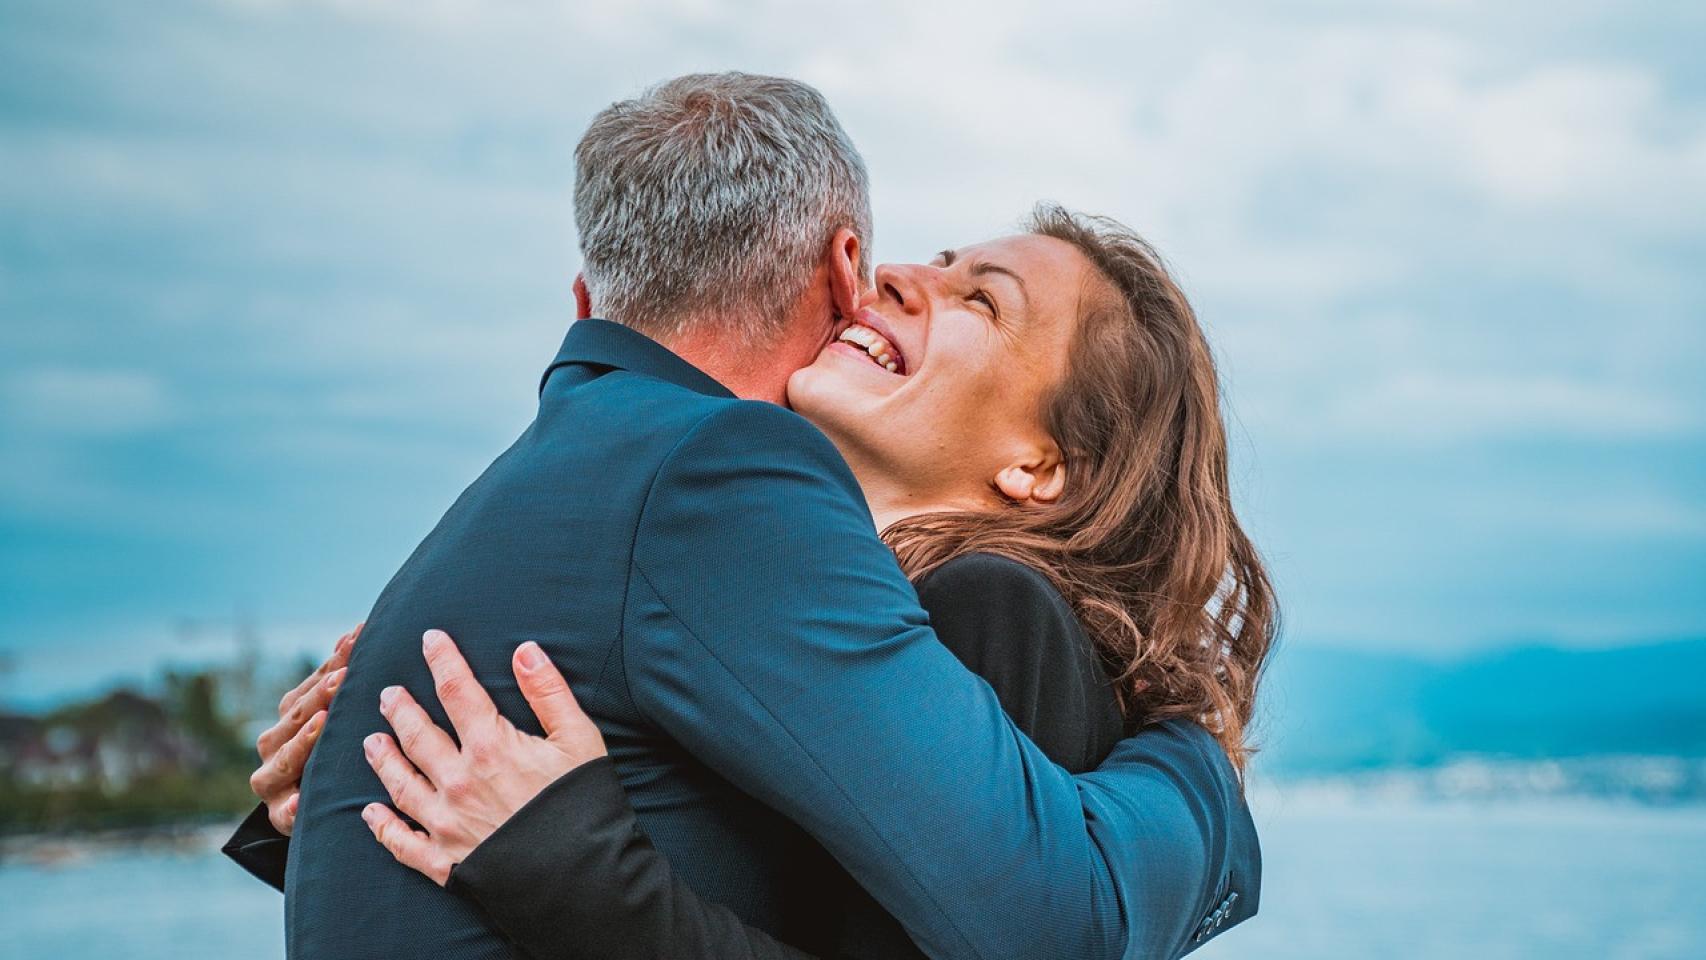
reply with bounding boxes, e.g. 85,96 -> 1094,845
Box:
2,0 -> 1703,703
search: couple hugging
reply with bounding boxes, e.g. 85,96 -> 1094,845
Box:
224,71 -> 1275,960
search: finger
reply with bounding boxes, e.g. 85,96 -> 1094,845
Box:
512,642 -> 597,743
259,668 -> 344,758
421,629 -> 501,743
268,791 -> 300,836
363,732 -> 437,824
252,709 -> 327,801
378,685 -> 460,783
277,625 -> 360,718
362,803 -> 452,887
277,648 -> 335,718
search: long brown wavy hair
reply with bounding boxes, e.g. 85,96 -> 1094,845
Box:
883,204 -> 1278,771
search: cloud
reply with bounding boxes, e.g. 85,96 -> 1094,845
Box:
0,0 -> 1701,677
1324,371 -> 1694,441
3,368 -> 177,435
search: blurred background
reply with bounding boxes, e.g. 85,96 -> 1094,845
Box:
2,0 -> 1703,956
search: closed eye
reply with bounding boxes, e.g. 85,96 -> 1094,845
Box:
970,288 -> 999,319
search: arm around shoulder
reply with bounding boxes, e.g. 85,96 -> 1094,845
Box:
1076,720 -> 1261,957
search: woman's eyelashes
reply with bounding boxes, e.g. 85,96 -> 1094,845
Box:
927,253 -> 1002,322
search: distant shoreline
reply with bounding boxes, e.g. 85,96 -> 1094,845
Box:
0,822 -> 231,868
7,761 -> 1706,872
1257,754 -> 1706,806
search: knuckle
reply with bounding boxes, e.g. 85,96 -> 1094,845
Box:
380,758 -> 406,793
435,673 -> 468,704
397,724 -> 423,755
422,809 -> 452,837
371,750 -> 398,784
466,736 -> 499,768
441,774 -> 474,803
249,769 -> 268,795
292,727 -> 317,757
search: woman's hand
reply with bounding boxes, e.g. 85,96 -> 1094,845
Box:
250,624 -> 360,835
360,629 -> 608,886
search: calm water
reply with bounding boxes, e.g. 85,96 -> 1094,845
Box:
4,792 -> 1703,959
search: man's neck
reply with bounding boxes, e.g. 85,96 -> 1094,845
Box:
659,314 -> 835,406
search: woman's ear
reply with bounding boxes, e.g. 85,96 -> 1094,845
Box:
826,228 -> 863,319
994,449 -> 1067,505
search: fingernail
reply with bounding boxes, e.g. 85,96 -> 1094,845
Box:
379,686 -> 400,709
422,629 -> 447,652
307,712 -> 325,737
517,641 -> 547,672
361,804 -> 380,826
326,668 -> 346,692
364,733 -> 382,756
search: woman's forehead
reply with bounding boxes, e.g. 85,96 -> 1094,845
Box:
960,234 -> 1089,284
970,235 -> 1094,321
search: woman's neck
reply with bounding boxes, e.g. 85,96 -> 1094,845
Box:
850,459 -> 983,535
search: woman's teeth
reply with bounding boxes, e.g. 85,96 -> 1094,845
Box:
837,324 -> 903,373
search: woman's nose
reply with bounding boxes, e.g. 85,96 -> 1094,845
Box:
874,263 -> 929,315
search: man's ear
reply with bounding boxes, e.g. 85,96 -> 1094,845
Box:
825,228 -> 863,319
994,448 -> 1067,505
573,273 -> 592,321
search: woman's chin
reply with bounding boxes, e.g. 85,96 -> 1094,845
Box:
797,343 -> 905,402
788,356 -> 876,429
786,361 -> 840,419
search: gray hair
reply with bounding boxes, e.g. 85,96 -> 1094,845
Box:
573,72 -> 873,342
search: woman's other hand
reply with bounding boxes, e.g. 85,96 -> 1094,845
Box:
251,623 -> 360,835
360,629 -> 608,886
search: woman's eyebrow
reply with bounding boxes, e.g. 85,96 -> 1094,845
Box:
970,260 -> 1031,311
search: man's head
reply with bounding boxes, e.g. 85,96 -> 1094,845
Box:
574,72 -> 872,351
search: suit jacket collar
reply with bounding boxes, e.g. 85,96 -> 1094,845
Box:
540,318 -> 735,400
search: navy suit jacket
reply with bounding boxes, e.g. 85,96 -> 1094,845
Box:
283,318 -> 1259,960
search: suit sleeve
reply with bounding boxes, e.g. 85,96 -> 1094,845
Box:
447,758 -> 816,960
620,402 -> 1252,960
442,556 -> 1125,960
221,803 -> 290,892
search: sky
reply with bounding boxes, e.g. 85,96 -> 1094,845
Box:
2,0 -> 1703,704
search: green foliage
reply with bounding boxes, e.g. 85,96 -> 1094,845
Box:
1,668 -> 262,836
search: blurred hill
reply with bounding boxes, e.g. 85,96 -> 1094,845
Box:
1260,637 -> 1706,774
0,657 -> 315,837
6,637 -> 1705,835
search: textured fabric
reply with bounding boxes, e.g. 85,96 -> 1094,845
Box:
830,553 -> 1132,960
450,757 -> 816,960
225,557 -> 1255,960
224,802 -> 289,894
444,553 -> 1133,960
266,318 -> 1259,960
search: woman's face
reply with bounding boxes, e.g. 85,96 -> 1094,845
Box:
789,233 -> 1096,514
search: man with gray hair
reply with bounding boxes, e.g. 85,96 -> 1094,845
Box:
575,72 -> 872,345
229,72 -> 1256,960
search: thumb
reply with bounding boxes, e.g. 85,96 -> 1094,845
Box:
511,641 -> 594,743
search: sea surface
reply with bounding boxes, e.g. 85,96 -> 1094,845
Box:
4,789 -> 1704,959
